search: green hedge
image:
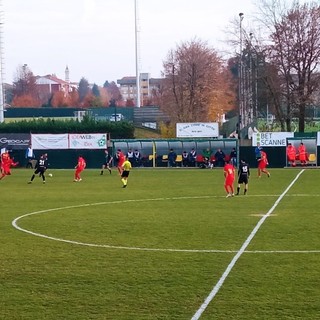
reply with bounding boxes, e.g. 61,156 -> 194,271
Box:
0,117 -> 135,139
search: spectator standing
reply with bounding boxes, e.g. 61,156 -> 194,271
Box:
182,151 -> 189,167
168,148 -> 177,167
188,148 -> 197,167
100,149 -> 113,175
25,144 -> 35,168
214,148 -> 226,167
255,143 -> 262,162
126,148 -> 134,166
230,147 -> 237,167
133,149 -> 141,167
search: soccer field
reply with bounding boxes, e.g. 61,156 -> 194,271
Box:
1,168 -> 320,319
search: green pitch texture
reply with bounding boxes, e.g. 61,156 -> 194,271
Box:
1,168 -> 320,319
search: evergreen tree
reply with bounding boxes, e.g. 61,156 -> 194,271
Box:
92,83 -> 100,97
78,77 -> 90,103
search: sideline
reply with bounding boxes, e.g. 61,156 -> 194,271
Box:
191,169 -> 305,320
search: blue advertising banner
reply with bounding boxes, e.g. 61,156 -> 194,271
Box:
0,133 -> 31,150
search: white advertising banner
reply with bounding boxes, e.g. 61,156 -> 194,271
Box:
69,133 -> 107,149
31,134 -> 69,150
317,132 -> 320,146
176,122 -> 219,138
252,132 -> 294,147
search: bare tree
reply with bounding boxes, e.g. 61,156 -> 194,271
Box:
12,64 -> 40,106
103,81 -> 122,104
160,38 -> 235,123
258,0 -> 320,132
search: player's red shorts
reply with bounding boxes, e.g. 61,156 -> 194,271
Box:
225,177 -> 234,186
258,162 -> 267,169
299,155 -> 306,161
2,165 -> 11,175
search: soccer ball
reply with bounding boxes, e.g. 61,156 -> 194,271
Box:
48,173 -> 53,177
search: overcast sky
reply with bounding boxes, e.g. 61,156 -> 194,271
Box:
1,0 -> 294,85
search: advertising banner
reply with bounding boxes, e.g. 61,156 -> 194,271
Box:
252,132 -> 294,147
69,133 -> 107,149
176,122 -> 219,138
31,134 -> 69,149
0,133 -> 31,150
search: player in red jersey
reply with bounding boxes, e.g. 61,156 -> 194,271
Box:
116,149 -> 125,175
223,161 -> 235,198
258,150 -> 270,178
74,155 -> 86,182
0,151 -> 19,180
298,142 -> 307,166
286,143 -> 296,167
0,151 -> 9,174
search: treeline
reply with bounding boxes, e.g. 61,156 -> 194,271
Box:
0,117 -> 135,139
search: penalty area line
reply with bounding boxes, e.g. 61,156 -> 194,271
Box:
191,169 -> 305,320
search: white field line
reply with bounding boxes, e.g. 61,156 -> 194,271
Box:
191,169 -> 306,320
9,210 -> 320,254
9,214 -> 320,253
12,188 -> 320,253
246,250 -> 320,253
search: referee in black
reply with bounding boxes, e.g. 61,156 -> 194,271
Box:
236,159 -> 250,195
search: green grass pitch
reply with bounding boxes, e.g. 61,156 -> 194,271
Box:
1,167 -> 320,319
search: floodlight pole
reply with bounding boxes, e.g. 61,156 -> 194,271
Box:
134,0 -> 141,108
0,0 -> 4,123
238,12 -> 244,138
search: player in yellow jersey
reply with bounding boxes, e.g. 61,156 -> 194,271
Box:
121,156 -> 132,188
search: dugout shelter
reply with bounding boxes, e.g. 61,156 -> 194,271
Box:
112,138 -> 238,168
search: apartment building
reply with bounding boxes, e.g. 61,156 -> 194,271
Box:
117,73 -> 163,106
